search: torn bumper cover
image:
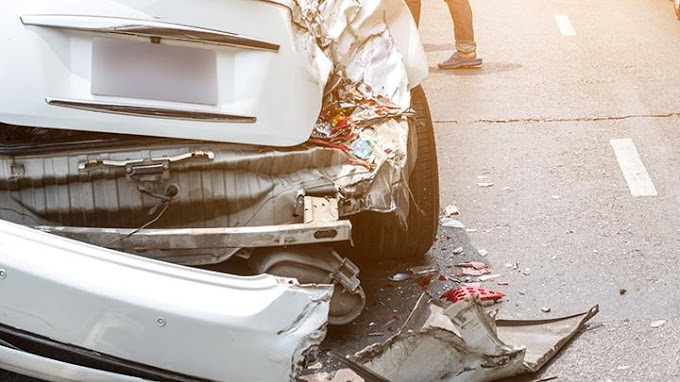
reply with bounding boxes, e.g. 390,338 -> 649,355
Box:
353,295 -> 599,382
0,219 -> 333,381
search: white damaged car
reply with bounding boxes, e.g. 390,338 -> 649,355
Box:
0,0 -> 438,380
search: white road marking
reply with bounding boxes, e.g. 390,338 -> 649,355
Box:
554,14 -> 577,36
610,139 -> 658,197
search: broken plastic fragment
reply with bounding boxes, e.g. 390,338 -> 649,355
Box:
477,182 -> 495,188
441,218 -> 465,229
440,285 -> 505,303
444,204 -> 459,216
389,265 -> 438,282
348,138 -> 376,160
478,274 -> 502,282
389,273 -> 411,282
351,295 -> 599,381
416,273 -> 436,290
460,268 -> 491,277
650,320 -> 666,328
455,261 -> 487,270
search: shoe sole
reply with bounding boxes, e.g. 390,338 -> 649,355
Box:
438,59 -> 483,69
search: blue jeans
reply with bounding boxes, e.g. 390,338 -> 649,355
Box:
405,0 -> 477,54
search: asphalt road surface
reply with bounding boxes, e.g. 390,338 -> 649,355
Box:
3,0 -> 680,380
320,0 -> 680,379
417,0 -> 680,379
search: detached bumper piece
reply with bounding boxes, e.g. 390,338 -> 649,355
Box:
0,219 -> 333,382
351,295 -> 599,382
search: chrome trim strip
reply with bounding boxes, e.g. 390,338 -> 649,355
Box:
21,14 -> 280,52
46,98 -> 257,123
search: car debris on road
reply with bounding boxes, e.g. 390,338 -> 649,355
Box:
304,295 -> 599,382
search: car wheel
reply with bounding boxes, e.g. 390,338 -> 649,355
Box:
347,85 -> 440,261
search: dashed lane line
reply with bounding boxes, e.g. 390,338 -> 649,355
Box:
554,14 -> 577,36
610,138 -> 658,197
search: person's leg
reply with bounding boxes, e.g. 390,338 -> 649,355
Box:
405,0 -> 422,27
445,0 -> 476,56
438,0 -> 483,69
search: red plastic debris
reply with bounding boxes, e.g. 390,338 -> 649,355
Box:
415,273 -> 435,290
460,268 -> 491,276
441,285 -> 505,303
455,261 -> 487,270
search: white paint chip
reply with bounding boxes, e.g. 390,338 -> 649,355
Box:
554,14 -> 576,36
610,139 -> 658,197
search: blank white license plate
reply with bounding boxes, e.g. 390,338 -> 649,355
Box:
91,38 -> 217,105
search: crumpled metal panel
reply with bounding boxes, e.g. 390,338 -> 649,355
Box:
0,218 -> 333,381
282,0 -> 427,227
352,295 -> 599,382
0,141 -> 405,229
284,0 -> 427,100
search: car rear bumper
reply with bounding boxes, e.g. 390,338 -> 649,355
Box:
0,219 -> 332,381
0,344 -> 147,382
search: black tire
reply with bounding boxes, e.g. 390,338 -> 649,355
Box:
347,86 -> 439,261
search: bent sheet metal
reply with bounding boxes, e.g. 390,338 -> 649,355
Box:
310,295 -> 598,382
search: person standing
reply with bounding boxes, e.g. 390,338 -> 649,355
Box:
406,0 -> 483,69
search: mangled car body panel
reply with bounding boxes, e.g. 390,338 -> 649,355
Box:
0,219 -> 332,381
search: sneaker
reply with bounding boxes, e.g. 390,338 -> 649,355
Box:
438,52 -> 483,69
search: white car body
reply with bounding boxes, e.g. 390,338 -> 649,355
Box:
0,0 -> 426,147
0,0 -> 429,380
